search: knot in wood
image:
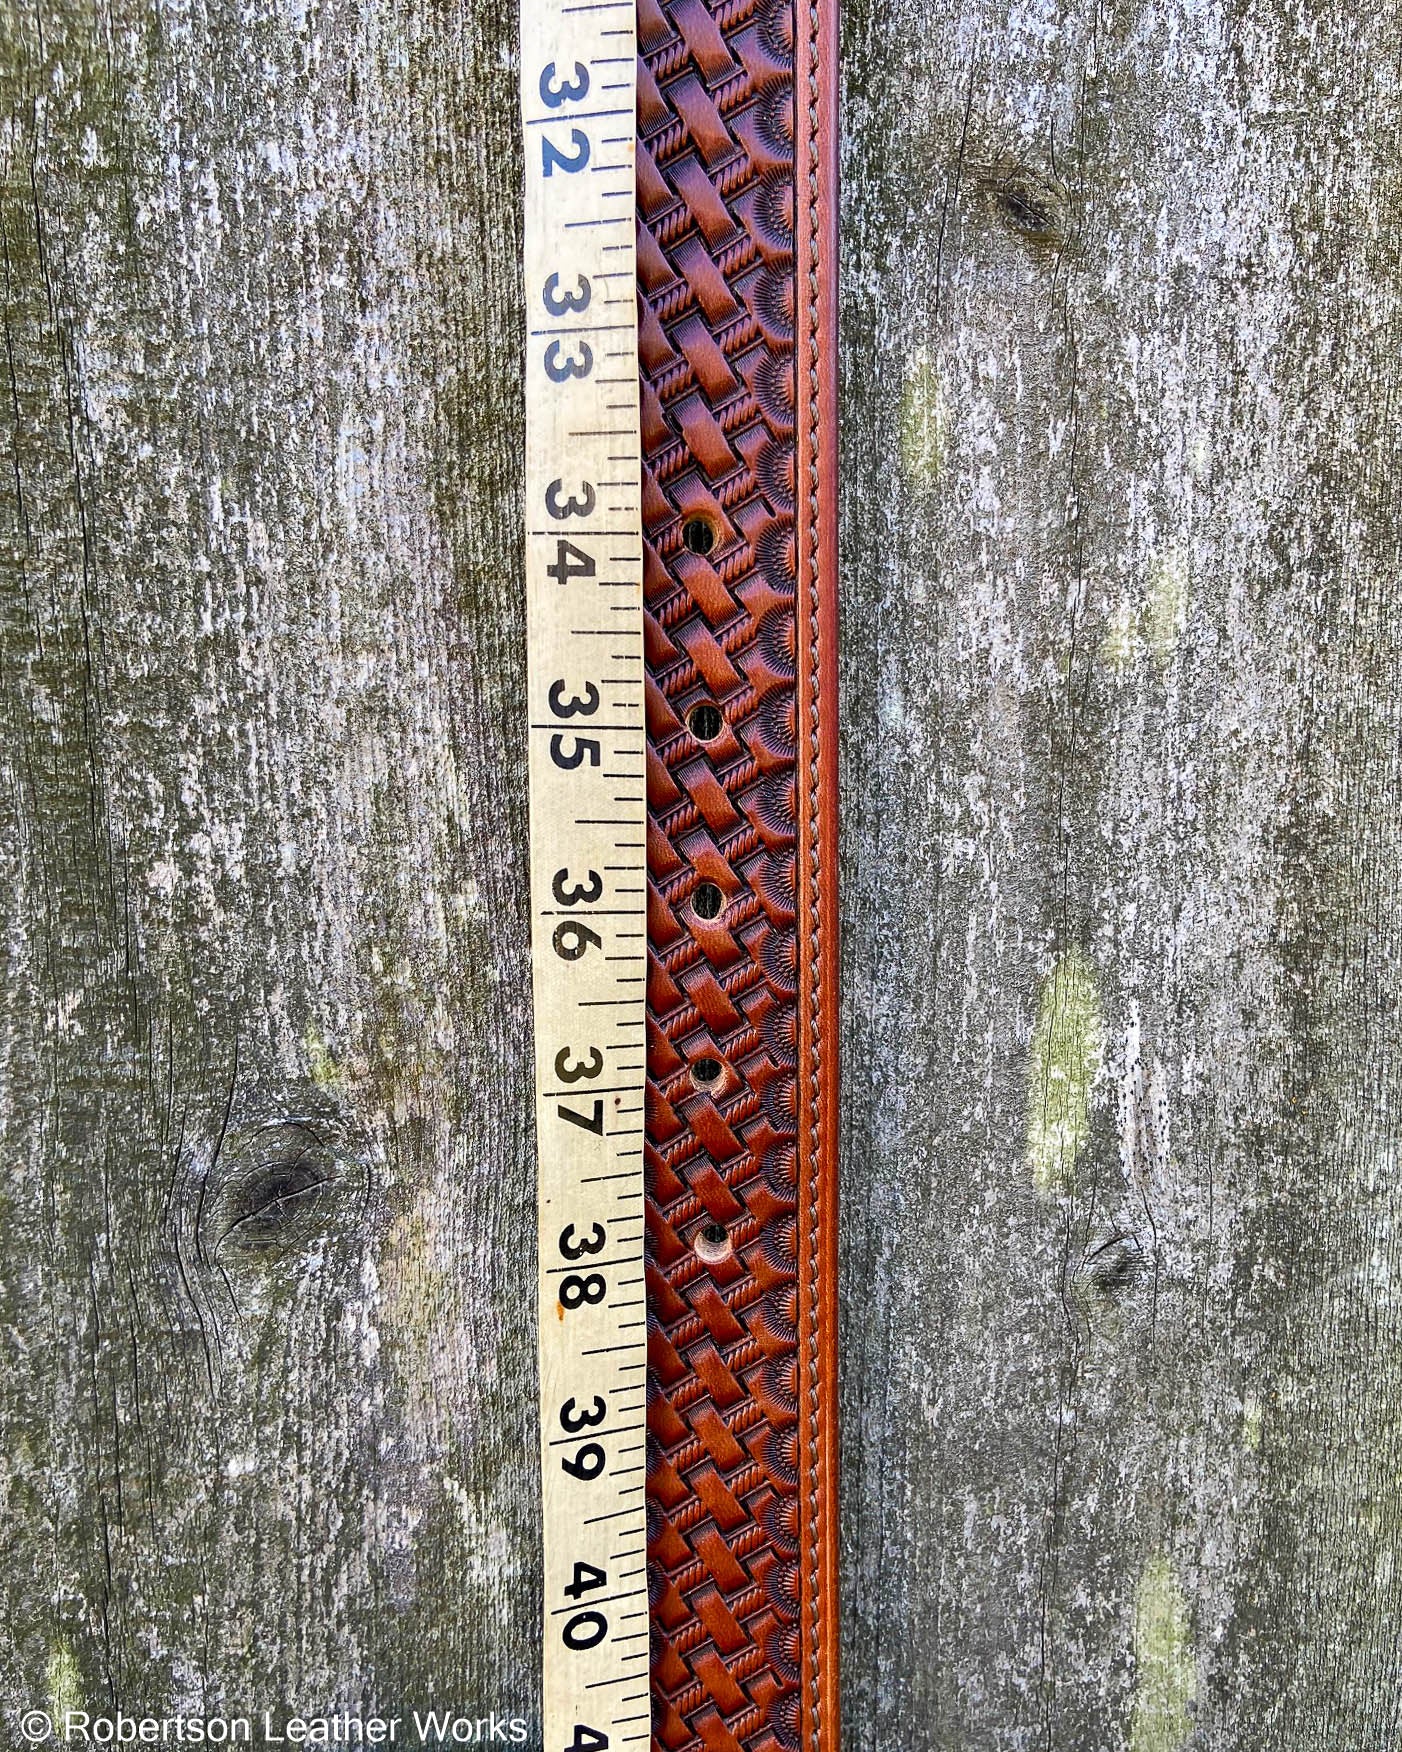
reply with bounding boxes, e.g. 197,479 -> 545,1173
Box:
970,157 -> 1069,248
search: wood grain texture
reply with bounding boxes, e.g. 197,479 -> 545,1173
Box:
3,0 -> 1401,1743
0,0 -> 537,1723
839,1 -> 1402,1748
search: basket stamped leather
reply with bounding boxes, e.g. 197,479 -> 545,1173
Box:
638,0 -> 839,1744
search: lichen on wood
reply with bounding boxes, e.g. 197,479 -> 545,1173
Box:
840,0 -> 1402,1745
0,0 -> 536,1722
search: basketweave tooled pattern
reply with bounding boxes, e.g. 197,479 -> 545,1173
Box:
638,0 -> 803,1748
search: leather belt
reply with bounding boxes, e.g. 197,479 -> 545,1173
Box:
638,0 -> 839,1742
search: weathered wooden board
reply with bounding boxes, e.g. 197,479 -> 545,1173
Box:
839,1 -> 1402,1747
0,0 -> 539,1724
2,0 -> 1400,1743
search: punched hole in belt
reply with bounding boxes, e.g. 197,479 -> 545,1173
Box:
692,881 -> 724,920
681,515 -> 716,555
690,1056 -> 723,1088
694,1221 -> 733,1265
687,701 -> 724,742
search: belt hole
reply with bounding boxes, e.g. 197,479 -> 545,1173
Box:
687,701 -> 724,742
682,516 -> 716,555
691,1056 -> 723,1088
693,881 -> 724,920
695,1221 -> 732,1264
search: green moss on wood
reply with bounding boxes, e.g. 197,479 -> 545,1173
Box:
46,1638 -> 82,1724
1099,596 -> 1141,672
899,348 -> 949,486
1130,1553 -> 1195,1752
1026,949 -> 1104,1197
1099,546 -> 1189,672
1242,1392 -> 1263,1453
1146,545 -> 1189,663
305,1023 -> 347,1094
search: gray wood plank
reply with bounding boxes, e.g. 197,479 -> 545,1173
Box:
839,2 -> 1402,1747
0,0 -> 536,1724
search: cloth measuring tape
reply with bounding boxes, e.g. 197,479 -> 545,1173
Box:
521,0 -> 839,1743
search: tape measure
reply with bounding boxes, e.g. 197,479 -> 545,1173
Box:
520,2 -> 649,1748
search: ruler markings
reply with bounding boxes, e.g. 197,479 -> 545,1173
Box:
523,10 -> 647,1752
545,1424 -> 647,1448
543,1258 -> 642,1276
539,912 -> 639,928
529,321 -> 635,334
523,104 -> 632,124
542,1080 -> 644,1096
550,1588 -> 649,1617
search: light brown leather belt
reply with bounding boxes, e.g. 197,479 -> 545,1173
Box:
637,0 -> 839,1743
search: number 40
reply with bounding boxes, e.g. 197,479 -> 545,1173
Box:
564,1730 -> 607,1752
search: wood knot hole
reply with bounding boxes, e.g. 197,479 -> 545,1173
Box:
971,158 -> 1068,247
